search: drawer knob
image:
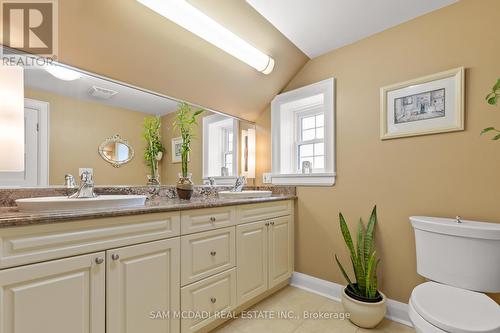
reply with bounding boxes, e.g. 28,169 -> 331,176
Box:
271,221 -> 275,226
95,257 -> 104,265
111,254 -> 120,261
210,251 -> 217,256
210,217 -> 216,222
265,222 -> 270,226
210,297 -> 217,304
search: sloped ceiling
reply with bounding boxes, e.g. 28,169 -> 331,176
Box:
247,0 -> 458,58
56,0 -> 309,121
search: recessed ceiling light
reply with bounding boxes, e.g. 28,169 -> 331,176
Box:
44,64 -> 82,81
136,0 -> 275,74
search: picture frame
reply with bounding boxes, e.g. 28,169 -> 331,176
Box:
171,137 -> 185,163
380,67 -> 465,140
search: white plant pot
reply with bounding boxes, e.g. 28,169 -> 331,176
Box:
341,287 -> 387,329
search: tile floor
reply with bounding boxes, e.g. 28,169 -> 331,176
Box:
211,286 -> 416,333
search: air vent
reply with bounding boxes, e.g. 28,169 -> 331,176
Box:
89,86 -> 118,99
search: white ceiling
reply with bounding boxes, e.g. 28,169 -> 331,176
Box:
25,66 -> 180,116
247,0 -> 458,58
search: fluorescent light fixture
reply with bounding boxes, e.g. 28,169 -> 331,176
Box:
44,64 -> 82,81
241,128 -> 256,178
136,0 -> 275,74
0,65 -> 24,172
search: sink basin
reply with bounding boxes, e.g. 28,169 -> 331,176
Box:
218,191 -> 272,199
15,195 -> 147,212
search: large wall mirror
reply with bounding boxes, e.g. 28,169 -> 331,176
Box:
0,52 -> 255,187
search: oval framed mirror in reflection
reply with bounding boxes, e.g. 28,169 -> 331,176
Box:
98,134 -> 134,168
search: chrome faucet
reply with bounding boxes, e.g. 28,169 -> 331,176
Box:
69,171 -> 98,199
231,176 -> 246,192
64,174 -> 76,188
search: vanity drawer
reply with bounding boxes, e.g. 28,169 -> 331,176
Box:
237,200 -> 292,224
181,268 -> 236,333
0,212 -> 180,269
181,207 -> 236,235
181,227 -> 235,286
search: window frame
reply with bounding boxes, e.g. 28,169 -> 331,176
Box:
202,114 -> 239,184
296,110 -> 325,173
271,78 -> 336,186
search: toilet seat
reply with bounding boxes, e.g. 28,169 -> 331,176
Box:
410,282 -> 500,333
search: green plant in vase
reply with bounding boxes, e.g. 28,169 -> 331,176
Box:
335,206 -> 386,328
173,102 -> 204,200
481,78 -> 500,140
143,116 -> 165,185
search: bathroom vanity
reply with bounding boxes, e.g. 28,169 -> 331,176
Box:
0,195 -> 295,333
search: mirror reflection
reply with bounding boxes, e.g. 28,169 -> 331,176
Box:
98,135 -> 134,168
0,58 -> 255,187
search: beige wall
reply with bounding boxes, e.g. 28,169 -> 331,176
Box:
26,89 -> 150,185
255,0 -> 500,303
55,0 -> 308,122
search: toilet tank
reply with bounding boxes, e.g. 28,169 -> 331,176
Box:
410,216 -> 500,293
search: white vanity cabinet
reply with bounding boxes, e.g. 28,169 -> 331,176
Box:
0,199 -> 294,333
236,215 -> 293,305
0,252 -> 106,333
106,238 -> 181,333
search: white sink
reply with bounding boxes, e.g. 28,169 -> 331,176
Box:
218,190 -> 272,199
16,195 -> 147,212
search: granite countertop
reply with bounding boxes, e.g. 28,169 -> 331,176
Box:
0,194 -> 296,228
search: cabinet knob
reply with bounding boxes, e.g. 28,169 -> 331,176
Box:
210,251 -> 217,256
111,254 -> 120,261
210,297 -> 217,304
265,222 -> 270,226
271,221 -> 275,226
95,257 -> 104,265
210,217 -> 216,223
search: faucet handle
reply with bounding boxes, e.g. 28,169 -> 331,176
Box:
64,174 -> 76,188
80,171 -> 93,182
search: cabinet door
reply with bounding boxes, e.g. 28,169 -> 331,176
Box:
107,238 -> 180,333
0,252 -> 105,333
268,215 -> 293,289
236,220 -> 268,305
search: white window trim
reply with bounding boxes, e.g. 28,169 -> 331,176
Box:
202,114 -> 239,185
271,78 -> 336,186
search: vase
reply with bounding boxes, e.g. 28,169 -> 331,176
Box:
176,173 -> 194,200
341,286 -> 386,328
147,160 -> 160,185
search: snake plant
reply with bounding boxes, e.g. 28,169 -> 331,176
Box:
335,206 -> 380,300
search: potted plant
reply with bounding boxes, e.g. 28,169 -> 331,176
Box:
335,206 -> 386,328
143,116 -> 165,185
173,102 -> 204,200
481,78 -> 500,139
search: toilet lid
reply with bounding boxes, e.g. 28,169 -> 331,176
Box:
411,282 -> 500,333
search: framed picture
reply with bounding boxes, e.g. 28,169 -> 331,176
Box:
380,67 -> 464,140
171,137 -> 187,163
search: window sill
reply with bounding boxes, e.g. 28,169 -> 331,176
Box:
202,176 -> 236,185
271,173 -> 336,186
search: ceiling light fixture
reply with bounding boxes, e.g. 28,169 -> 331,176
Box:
136,0 -> 275,74
44,64 -> 82,81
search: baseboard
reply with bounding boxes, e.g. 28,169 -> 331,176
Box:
290,272 -> 413,327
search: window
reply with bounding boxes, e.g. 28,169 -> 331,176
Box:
297,113 -> 324,171
222,128 -> 233,172
202,114 -> 238,183
271,78 -> 335,186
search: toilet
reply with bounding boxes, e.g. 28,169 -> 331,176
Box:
409,216 -> 500,333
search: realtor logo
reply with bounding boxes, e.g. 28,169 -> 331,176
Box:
0,0 -> 58,57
